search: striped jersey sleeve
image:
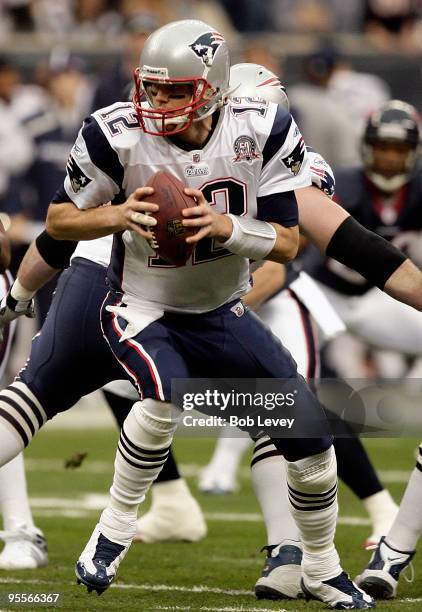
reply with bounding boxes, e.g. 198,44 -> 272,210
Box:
258,106 -> 311,197
63,116 -> 124,209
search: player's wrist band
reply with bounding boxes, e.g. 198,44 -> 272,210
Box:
327,216 -> 407,289
10,279 -> 35,302
219,214 -> 277,260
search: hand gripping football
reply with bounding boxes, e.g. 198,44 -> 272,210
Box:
143,171 -> 197,266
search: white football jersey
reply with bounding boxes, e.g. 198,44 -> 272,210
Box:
71,235 -> 112,268
63,99 -> 311,313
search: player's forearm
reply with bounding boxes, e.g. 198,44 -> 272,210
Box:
244,261 -> 286,310
16,241 -> 58,294
296,186 -> 349,251
46,201 -> 122,241
384,259 -> 422,311
266,224 -> 299,263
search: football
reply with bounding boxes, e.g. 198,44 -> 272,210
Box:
143,171 -> 197,266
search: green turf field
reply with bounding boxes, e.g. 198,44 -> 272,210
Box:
1,428 -> 420,612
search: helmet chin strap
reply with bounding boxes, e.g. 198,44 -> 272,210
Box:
367,171 -> 408,193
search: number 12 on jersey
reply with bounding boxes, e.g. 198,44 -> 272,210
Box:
148,178 -> 247,268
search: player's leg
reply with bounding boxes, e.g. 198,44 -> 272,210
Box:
0,454 -> 48,569
252,289 -> 393,599
76,305 -> 188,593
334,433 -> 398,549
166,302 -> 372,608
356,443 -> 422,599
102,382 -> 206,543
198,426 -> 251,494
252,290 -> 308,599
0,259 -> 124,467
0,271 -> 47,569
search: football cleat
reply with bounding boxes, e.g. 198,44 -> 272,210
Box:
356,536 -> 415,599
134,479 -> 207,543
0,525 -> 48,570
302,571 -> 375,609
255,541 -> 303,600
75,508 -> 136,595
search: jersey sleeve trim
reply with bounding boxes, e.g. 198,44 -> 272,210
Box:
262,106 -> 292,169
257,191 -> 298,227
81,116 -> 124,189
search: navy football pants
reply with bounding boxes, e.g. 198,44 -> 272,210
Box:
19,258 -> 125,415
102,291 -> 332,461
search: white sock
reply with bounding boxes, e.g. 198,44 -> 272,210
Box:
0,421 -> 25,466
0,382 -> 47,460
110,400 -> 181,512
363,489 -> 398,534
204,425 -> 251,480
286,446 -> 340,581
387,451 -> 422,551
0,453 -> 34,531
150,478 -> 191,504
251,439 -> 300,546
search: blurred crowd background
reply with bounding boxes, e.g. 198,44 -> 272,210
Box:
0,0 -> 422,382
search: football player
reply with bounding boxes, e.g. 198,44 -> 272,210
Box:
0,20 -> 375,609
199,62 -> 399,601
310,100 -> 422,359
0,20 -> 420,607
0,221 -> 47,570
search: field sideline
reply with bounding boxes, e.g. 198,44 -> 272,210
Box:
1,424 -> 420,612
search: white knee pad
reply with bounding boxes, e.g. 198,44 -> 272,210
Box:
123,399 -> 182,450
287,446 -> 337,494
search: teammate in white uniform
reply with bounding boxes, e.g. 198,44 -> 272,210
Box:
198,63 -> 398,601
0,225 -> 47,570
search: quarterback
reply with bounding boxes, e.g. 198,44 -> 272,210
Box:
0,20 -> 375,609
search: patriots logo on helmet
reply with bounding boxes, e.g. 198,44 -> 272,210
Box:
67,155 -> 92,193
189,31 -> 225,67
281,136 -> 305,176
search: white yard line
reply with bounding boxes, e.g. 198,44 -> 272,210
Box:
25,459 -> 413,484
28,494 -> 372,525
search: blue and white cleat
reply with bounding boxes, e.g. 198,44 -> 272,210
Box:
75,508 -> 136,595
302,571 -> 375,609
356,536 -> 415,599
255,541 -> 303,600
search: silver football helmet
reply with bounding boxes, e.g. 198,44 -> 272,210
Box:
229,63 -> 289,110
133,19 -> 230,136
